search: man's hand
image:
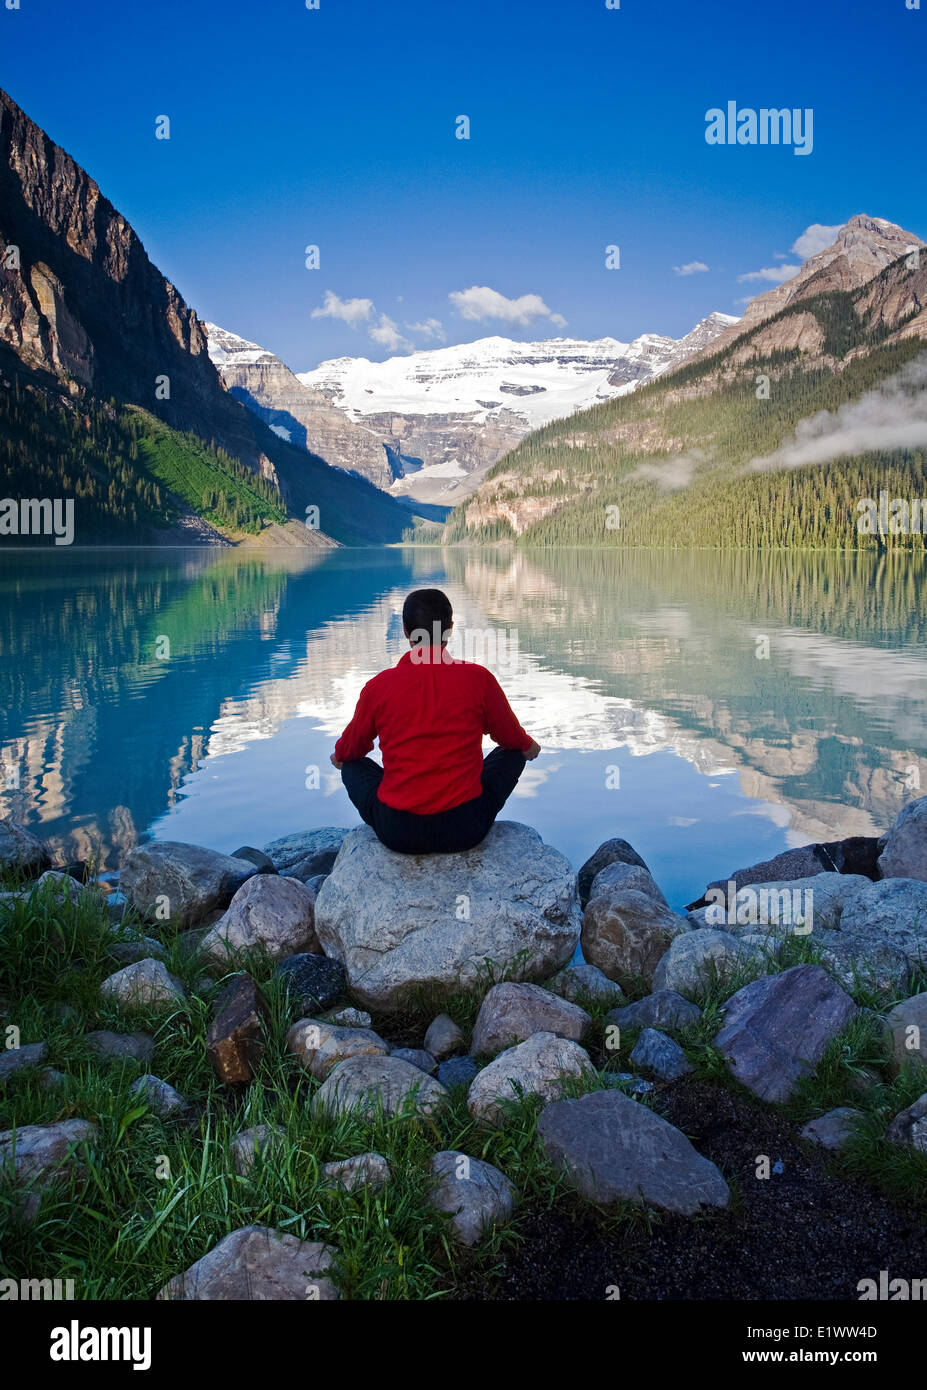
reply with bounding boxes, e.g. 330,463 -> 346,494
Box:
524,739 -> 541,761
330,753 -> 344,769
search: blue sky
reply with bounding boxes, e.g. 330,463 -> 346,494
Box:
4,0 -> 924,369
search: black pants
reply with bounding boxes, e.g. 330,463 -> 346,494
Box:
341,747 -> 527,854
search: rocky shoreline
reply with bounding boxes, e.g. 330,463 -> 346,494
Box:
1,797 -> 926,1299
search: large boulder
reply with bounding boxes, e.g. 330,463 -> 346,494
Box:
577,838 -> 649,907
537,1089 -> 729,1215
429,1151 -> 515,1246
262,828 -> 350,876
883,991 -> 927,1074
158,1226 -> 339,1300
120,841 -> 257,930
314,822 -> 580,1011
0,818 -> 50,876
652,928 -> 759,1000
834,879 -> 927,989
471,982 -> 591,1057
200,875 -> 321,966
467,1032 -> 594,1127
582,888 -> 691,987
312,1054 -> 448,1120
713,965 -> 858,1103
879,795 -> 927,881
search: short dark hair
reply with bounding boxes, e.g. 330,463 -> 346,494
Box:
402,588 -> 453,645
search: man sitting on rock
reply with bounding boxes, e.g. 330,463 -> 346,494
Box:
331,588 -> 540,854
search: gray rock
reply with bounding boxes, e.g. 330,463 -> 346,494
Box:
312,1054 -> 448,1120
28,870 -> 99,904
262,828 -> 350,875
537,1088 -> 730,1214
0,1118 -> 97,1221
289,852 -> 340,882
800,1108 -> 863,1150
321,1152 -> 391,1193
275,954 -> 347,1016
287,1019 -> 390,1080
600,1071 -> 655,1095
201,874 -> 321,966
85,1030 -> 155,1064
230,1125 -> 285,1175
581,888 -> 691,987
589,861 -> 668,906
713,965 -> 858,1103
471,981 -> 591,1057
230,847 -> 277,875
885,1092 -> 927,1154
577,838 -> 649,906
314,822 -> 580,1012
326,1007 -> 372,1029
467,1032 -> 594,1127
629,1028 -> 692,1081
546,962 -> 625,1006
158,1225 -> 339,1300
692,872 -> 865,934
883,991 -> 927,1074
834,879 -> 927,989
390,1047 -> 437,1075
879,795 -> 927,881
652,929 -> 759,1000
120,841 -> 257,929
107,935 -> 168,965
430,1150 -> 515,1246
606,990 -> 703,1033
129,1074 -> 187,1117
423,1013 -> 465,1059
100,958 -> 186,1012
437,1055 -> 480,1088
0,1042 -> 48,1081
699,841 -> 866,905
0,817 -> 50,875
39,1068 -> 68,1089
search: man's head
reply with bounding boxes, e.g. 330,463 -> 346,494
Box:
402,588 -> 453,649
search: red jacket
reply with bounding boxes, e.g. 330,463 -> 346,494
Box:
335,648 -> 533,814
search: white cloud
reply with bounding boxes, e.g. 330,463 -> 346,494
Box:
406,317 -> 446,342
310,290 -> 374,326
791,222 -> 842,259
368,314 -> 410,353
738,265 -> 801,285
673,261 -> 709,277
449,285 -> 566,328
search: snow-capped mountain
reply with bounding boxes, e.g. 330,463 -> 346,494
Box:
207,313 -> 738,504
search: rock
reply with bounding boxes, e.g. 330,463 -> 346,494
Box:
129,1074 -> 187,1117
287,1019 -> 390,1080
321,1152 -> 391,1193
437,1055 -> 480,1088
0,1042 -> 47,1081
289,853 -> 340,881
107,935 -> 167,965
206,975 -> 269,1084
694,839 -> 880,908
879,795 -> 927,881
713,965 -> 858,1103
326,1007 -> 372,1028
0,1118 -> 97,1221
885,1092 -> 927,1154
100,958 -> 186,1012
314,822 -> 580,1012
423,1013 -> 465,1059
120,841 -> 257,929
652,929 -> 759,1000
606,990 -> 703,1033
262,828 -> 349,875
85,1030 -> 155,1064
158,1225 -> 339,1300
230,1125 -> 285,1175
472,981 -> 591,1057
800,1108 -> 863,1150
883,991 -> 927,1074
577,838 -> 649,907
545,962 -> 625,1006
29,870 -> 98,904
200,874 -> 321,966
430,1150 -> 515,1246
39,1068 -> 67,1089
834,879 -> 927,989
312,1054 -> 448,1120
536,1089 -> 730,1215
391,1047 -> 437,1075
600,1072 -> 655,1095
0,817 -> 50,875
629,1028 -> 692,1081
230,846 -> 277,874
275,954 -> 347,1016
467,1032 -> 594,1127
581,888 -> 691,986
589,861 -> 668,906
691,871 -> 865,934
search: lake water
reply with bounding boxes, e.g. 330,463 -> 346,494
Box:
1,545 -> 924,911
